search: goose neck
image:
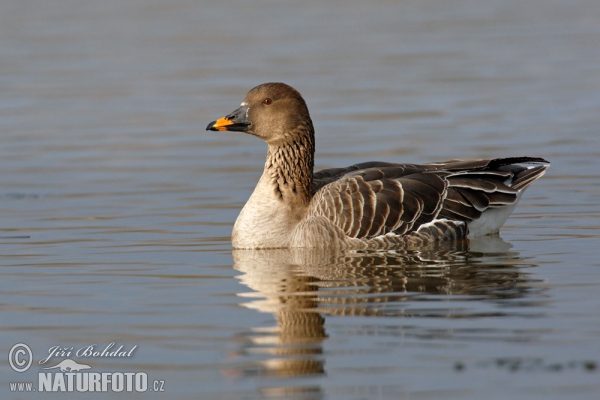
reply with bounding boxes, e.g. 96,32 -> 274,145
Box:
265,135 -> 314,205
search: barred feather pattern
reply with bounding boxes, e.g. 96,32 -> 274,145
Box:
306,157 -> 549,248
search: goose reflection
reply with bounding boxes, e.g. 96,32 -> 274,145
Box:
230,236 -> 541,379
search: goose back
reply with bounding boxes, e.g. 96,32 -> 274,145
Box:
309,157 -> 548,242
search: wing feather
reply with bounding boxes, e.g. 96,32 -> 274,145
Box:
356,177 -> 376,237
309,157 -> 549,239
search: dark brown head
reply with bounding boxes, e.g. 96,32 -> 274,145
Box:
206,82 -> 314,146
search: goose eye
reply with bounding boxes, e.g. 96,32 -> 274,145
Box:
263,98 -> 273,105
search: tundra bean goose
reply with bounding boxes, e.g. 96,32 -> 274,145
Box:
207,83 -> 549,249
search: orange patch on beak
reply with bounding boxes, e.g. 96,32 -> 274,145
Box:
210,117 -> 235,131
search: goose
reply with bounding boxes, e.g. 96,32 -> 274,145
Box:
207,82 -> 549,249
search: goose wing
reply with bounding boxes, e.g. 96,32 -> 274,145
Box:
310,157 -> 549,239
311,162 -> 447,238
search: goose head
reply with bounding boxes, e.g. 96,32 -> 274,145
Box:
206,82 -> 314,146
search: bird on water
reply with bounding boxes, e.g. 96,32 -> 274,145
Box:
207,82 -> 549,249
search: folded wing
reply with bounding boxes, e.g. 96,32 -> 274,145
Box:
310,157 -> 549,239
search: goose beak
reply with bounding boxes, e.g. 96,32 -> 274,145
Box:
206,105 -> 250,132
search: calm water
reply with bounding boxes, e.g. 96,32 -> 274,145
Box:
1,1 -> 600,399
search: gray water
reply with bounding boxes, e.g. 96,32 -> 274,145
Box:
1,1 -> 600,399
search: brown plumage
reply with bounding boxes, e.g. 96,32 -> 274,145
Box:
207,82 -> 549,249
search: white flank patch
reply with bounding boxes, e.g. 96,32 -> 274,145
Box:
416,218 -> 453,231
467,192 -> 523,237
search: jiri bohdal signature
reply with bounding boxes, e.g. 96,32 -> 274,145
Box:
38,343 -> 137,365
